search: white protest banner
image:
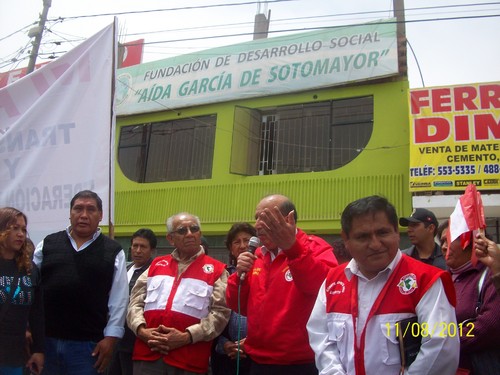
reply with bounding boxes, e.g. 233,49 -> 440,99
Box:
0,21 -> 117,243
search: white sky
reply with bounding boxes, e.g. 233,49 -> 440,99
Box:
1,0 -> 499,88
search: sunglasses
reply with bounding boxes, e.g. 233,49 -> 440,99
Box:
173,225 -> 200,235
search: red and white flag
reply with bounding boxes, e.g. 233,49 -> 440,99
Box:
448,184 -> 486,263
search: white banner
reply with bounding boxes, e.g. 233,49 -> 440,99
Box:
0,21 -> 116,244
116,19 -> 398,115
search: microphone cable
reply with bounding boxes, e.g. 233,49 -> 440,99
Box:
235,236 -> 259,375
236,279 -> 243,375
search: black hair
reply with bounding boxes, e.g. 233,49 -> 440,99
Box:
132,228 -> 157,249
341,195 -> 398,236
70,190 -> 103,211
224,222 -> 257,251
437,219 -> 449,241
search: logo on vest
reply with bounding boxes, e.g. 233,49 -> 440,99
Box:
284,269 -> 293,282
326,281 -> 345,295
397,273 -> 418,295
203,264 -> 215,274
156,259 -> 169,267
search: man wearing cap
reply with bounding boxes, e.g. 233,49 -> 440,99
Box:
399,208 -> 446,270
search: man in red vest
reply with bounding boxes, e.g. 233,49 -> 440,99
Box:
307,195 -> 460,375
127,212 -> 230,374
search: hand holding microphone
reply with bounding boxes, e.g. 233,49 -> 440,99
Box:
239,236 -> 260,281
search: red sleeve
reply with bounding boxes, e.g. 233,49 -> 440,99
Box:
284,231 -> 338,295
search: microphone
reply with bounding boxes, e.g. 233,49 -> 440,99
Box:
240,236 -> 260,281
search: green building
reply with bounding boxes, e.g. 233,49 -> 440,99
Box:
113,19 -> 412,260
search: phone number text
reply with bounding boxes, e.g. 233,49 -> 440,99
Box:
410,164 -> 499,177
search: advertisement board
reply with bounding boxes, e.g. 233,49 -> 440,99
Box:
409,82 -> 500,191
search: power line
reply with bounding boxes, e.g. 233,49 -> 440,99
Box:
27,12 -> 500,61
46,0 -> 296,21
2,2 -> 499,71
0,23 -> 38,43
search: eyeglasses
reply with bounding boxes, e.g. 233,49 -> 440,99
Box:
172,225 -> 200,235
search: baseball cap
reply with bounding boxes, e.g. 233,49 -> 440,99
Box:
399,208 -> 438,227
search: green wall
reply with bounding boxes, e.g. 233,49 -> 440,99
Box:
114,79 -> 411,238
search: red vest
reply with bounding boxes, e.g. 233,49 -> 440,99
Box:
133,253 -> 226,373
324,255 -> 456,375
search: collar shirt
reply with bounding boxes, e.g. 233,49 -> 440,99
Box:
171,246 -> 205,275
65,225 -> 102,251
127,264 -> 139,282
346,251 -> 401,344
259,245 -> 282,262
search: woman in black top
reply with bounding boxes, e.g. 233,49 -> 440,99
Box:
0,207 -> 44,375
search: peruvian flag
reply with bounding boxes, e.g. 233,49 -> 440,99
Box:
448,184 -> 486,263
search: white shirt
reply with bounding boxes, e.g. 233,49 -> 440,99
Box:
33,226 -> 129,339
127,264 -> 139,282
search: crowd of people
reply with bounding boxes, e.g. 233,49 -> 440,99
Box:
1,190 -> 500,375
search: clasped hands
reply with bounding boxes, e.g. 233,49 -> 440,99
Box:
137,324 -> 191,355
223,338 -> 247,360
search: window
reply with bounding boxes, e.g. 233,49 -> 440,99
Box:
118,115 -> 216,182
231,97 -> 373,175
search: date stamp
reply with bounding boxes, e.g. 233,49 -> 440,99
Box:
385,321 -> 475,338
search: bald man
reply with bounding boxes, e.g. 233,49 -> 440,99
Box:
226,195 -> 338,375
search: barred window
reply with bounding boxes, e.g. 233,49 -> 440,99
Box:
231,97 -> 373,175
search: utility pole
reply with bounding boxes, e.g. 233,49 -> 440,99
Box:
253,1 -> 270,40
26,0 -> 52,74
393,0 -> 407,77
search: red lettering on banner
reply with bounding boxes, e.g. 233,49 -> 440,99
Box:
454,86 -> 477,111
411,90 -> 430,114
0,90 -> 21,117
431,88 -> 452,112
414,114 -> 500,143
414,117 -> 449,143
411,83 -> 500,115
455,115 -> 470,141
479,84 -> 500,110
475,114 -> 500,140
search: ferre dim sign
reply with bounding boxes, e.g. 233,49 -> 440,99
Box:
409,82 -> 500,191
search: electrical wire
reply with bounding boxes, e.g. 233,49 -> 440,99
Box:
44,0 -> 296,21
3,1 -> 500,68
